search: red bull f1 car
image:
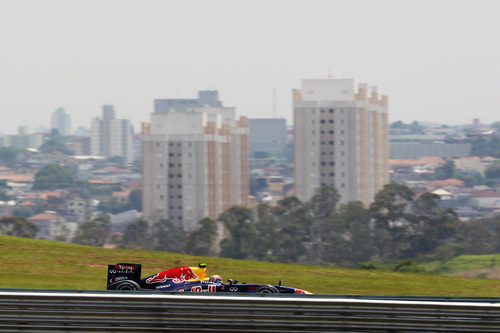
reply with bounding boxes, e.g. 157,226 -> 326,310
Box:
107,263 -> 311,294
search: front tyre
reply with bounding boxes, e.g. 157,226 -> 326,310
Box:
115,280 -> 141,291
256,285 -> 279,294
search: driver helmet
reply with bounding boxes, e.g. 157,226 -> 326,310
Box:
209,275 -> 222,283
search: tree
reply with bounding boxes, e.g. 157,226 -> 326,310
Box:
152,219 -> 186,252
307,185 -> 340,219
39,139 -> 73,155
185,217 -> 217,256
121,219 -> 151,249
471,135 -> 500,158
0,147 -> 19,166
267,197 -> 309,262
0,216 -> 38,238
127,189 -> 142,211
219,206 -> 255,259
73,217 -> 111,247
369,183 -> 415,262
97,199 -> 125,214
33,164 -> 76,190
428,160 -> 455,180
404,193 -> 457,258
253,203 -> 280,261
485,165 -> 500,179
12,207 -> 35,218
329,201 -> 374,265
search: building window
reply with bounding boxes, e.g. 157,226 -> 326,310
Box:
321,109 -> 325,113
329,162 -> 334,166
329,109 -> 334,113
329,130 -> 334,134
155,142 -> 160,147
159,195 -> 164,200
329,141 -> 334,145
329,172 -> 334,177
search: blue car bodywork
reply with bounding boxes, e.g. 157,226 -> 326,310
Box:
106,263 -> 310,294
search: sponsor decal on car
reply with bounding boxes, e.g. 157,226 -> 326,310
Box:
146,267 -> 199,284
115,264 -> 135,270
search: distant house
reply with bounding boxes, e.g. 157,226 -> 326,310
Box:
112,190 -> 131,204
28,212 -> 77,240
471,191 -> 500,210
454,156 -> 498,176
65,195 -> 87,223
428,178 -> 464,191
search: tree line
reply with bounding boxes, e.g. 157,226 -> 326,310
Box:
2,183 -> 499,268
73,184 -> 500,267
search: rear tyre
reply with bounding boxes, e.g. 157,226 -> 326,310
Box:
115,280 -> 141,291
256,285 -> 279,294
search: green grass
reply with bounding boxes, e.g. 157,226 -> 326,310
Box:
1,235 -> 499,296
423,254 -> 500,275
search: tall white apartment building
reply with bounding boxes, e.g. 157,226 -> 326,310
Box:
51,107 -> 71,136
294,79 -> 389,206
90,105 -> 134,163
142,92 -> 248,231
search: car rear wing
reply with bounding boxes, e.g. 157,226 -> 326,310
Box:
107,263 -> 141,290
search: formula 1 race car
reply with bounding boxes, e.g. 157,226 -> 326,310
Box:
107,263 -> 311,294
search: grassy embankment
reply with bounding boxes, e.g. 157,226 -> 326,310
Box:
0,235 -> 499,296
423,254 -> 500,279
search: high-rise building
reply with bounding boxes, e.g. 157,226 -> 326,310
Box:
293,79 -> 389,206
90,105 -> 134,162
50,107 -> 71,136
142,91 -> 248,231
248,118 -> 287,160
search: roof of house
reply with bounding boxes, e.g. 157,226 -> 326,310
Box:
112,191 -> 130,198
432,189 -> 452,196
472,191 -> 500,198
28,212 -> 63,221
0,173 -> 34,183
430,178 -> 465,188
88,179 -> 119,185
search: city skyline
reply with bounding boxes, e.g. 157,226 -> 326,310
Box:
1,1 -> 500,134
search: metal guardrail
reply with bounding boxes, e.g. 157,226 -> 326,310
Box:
0,290 -> 499,332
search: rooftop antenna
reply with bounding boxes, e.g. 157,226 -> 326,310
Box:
272,87 -> 278,118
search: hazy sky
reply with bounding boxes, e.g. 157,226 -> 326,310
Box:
1,0 -> 499,134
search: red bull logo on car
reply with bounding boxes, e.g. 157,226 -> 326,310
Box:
145,266 -> 205,284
